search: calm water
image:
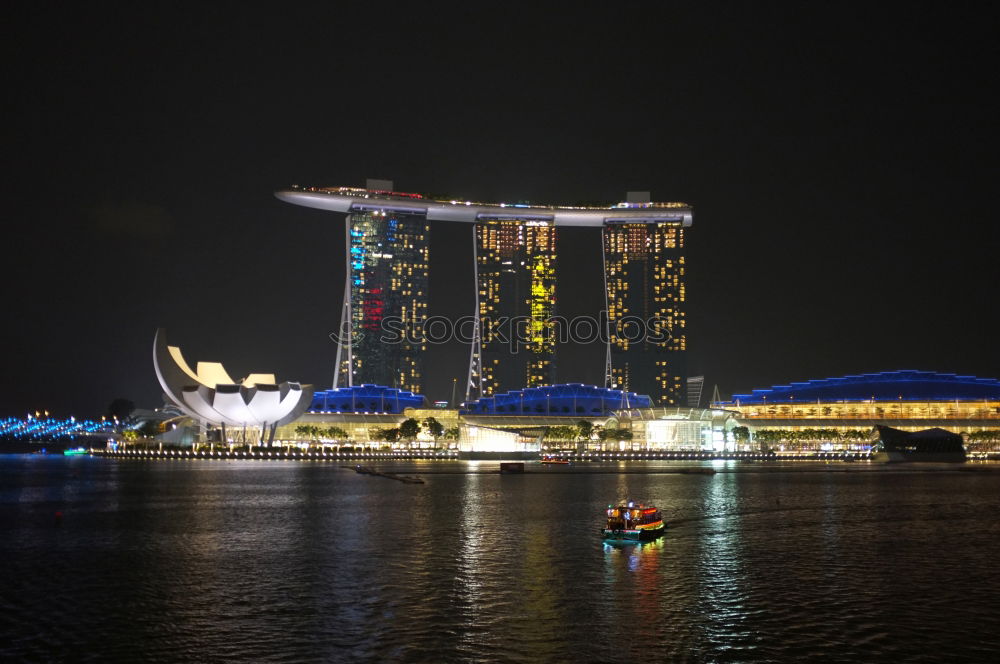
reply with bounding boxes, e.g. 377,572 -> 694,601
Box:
2,456 -> 999,662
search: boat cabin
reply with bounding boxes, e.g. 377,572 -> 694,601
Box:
605,502 -> 662,531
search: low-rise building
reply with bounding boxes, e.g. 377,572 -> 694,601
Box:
717,371 -> 1000,454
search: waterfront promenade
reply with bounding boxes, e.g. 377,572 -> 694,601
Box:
91,447 -> 895,462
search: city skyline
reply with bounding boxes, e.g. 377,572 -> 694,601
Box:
4,5 -> 1000,663
280,185 -> 693,405
3,4 -> 998,417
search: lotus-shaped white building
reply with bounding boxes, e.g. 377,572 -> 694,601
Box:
153,329 -> 312,442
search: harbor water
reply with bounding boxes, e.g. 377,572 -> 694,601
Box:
2,455 -> 999,662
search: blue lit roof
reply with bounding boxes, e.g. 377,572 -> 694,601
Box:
726,371 -> 1000,404
309,385 -> 425,414
462,383 -> 652,416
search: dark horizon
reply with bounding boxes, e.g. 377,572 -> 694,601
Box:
3,3 -> 998,417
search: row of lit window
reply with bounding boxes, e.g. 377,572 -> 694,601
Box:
737,402 -> 1000,419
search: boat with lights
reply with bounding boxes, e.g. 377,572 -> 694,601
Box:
540,455 -> 569,464
602,501 -> 666,541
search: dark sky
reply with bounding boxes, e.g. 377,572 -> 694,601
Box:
3,3 -> 998,417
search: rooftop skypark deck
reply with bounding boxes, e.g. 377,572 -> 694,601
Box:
275,185 -> 693,227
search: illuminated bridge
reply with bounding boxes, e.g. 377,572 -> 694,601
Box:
0,416 -> 114,440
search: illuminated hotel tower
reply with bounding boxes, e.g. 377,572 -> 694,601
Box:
322,181 -> 430,393
275,184 -> 691,401
474,218 -> 557,396
603,197 -> 687,405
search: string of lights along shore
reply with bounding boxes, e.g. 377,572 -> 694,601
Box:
275,180 -> 693,406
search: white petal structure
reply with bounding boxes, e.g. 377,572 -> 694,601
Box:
153,328 -> 312,428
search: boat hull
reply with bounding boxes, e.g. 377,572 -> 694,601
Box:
871,450 -> 966,463
601,524 -> 665,542
457,450 -> 539,461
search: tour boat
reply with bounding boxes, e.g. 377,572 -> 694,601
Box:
601,501 -> 666,541
540,455 -> 569,464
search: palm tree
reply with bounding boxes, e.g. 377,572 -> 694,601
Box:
325,426 -> 348,443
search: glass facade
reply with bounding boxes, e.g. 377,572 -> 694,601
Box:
344,209 -> 429,394
603,222 -> 687,405
476,218 -> 557,395
720,372 -> 1000,454
734,400 -> 1000,421
618,408 -> 738,452
729,400 -> 1000,453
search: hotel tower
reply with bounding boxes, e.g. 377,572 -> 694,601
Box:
325,181 -> 429,393
277,184 -> 691,404
474,217 -> 557,396
603,200 -> 687,405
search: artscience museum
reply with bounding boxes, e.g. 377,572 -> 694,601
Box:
153,329 -> 313,445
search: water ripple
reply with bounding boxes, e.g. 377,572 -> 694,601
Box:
2,457 -> 999,662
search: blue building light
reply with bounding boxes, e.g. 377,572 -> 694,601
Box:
461,383 -> 652,416
309,384 -> 426,414
726,370 -> 1000,405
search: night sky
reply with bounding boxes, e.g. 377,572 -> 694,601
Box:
4,3 -> 998,417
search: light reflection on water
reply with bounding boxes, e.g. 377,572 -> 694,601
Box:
602,535 -> 666,570
2,456 -> 999,662
698,472 -> 751,656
